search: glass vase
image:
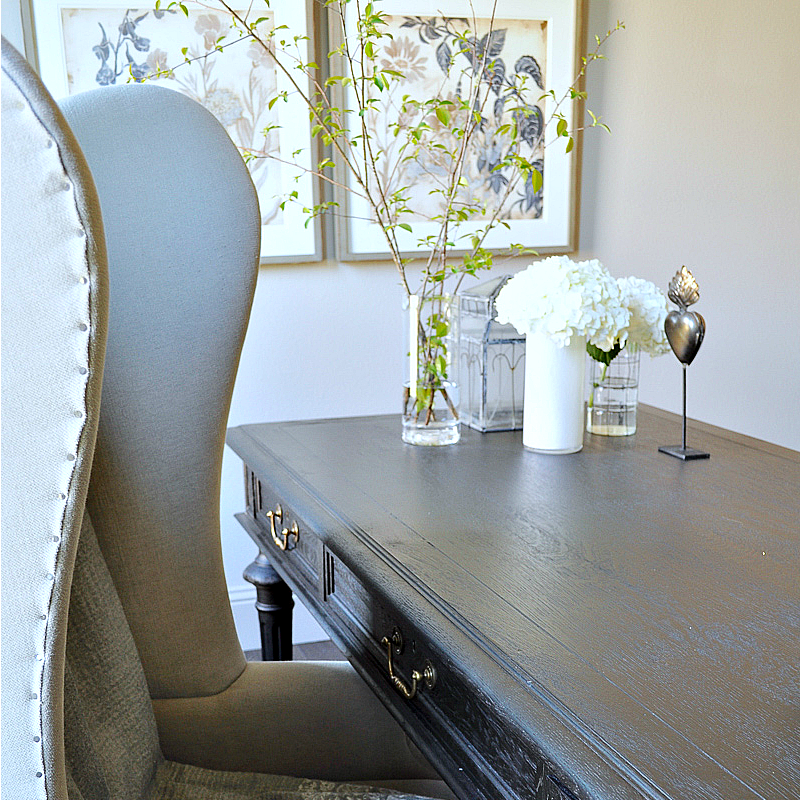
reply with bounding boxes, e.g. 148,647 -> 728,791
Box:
402,293 -> 460,446
586,346 -> 641,436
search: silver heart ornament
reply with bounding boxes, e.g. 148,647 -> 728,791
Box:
665,309 -> 705,365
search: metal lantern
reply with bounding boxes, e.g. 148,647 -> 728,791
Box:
458,276 -> 526,432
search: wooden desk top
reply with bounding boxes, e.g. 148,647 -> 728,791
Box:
227,406 -> 799,800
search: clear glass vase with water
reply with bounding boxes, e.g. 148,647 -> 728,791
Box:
586,346 -> 641,436
402,293 -> 461,446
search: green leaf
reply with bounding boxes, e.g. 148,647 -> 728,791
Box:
398,222 -> 412,232
556,118 -> 568,137
565,136 -> 574,153
415,386 -> 432,414
586,340 -> 623,366
435,107 -> 450,126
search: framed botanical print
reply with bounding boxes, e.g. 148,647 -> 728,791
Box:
329,0 -> 583,261
29,0 -> 322,263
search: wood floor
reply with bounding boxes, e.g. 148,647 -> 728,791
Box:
245,639 -> 347,662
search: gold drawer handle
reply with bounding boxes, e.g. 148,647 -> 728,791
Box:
380,630 -> 436,700
282,521 -> 300,550
266,505 -> 299,551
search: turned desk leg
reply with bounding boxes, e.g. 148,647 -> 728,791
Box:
243,551 -> 294,661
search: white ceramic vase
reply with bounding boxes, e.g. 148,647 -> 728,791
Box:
523,332 -> 586,454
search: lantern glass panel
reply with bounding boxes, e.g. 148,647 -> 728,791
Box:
458,276 -> 525,432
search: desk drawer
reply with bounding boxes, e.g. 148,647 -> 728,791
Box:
242,464 -> 583,800
322,550 -> 579,800
245,468 -> 321,586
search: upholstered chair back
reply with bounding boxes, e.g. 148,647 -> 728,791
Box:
58,84 -> 260,701
1,38 -> 109,800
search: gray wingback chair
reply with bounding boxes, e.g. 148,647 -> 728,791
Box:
1,38 -> 454,800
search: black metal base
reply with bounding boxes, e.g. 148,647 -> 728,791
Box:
658,445 -> 710,461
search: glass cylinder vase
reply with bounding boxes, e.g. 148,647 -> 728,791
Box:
586,346 -> 641,436
523,333 -> 586,454
402,293 -> 460,446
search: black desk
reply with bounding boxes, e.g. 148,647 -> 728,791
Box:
227,407 -> 799,800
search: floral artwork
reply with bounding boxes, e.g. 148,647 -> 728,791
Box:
365,15 -> 548,223
59,6 -> 283,230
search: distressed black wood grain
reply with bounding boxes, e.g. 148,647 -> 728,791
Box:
227,407 -> 800,800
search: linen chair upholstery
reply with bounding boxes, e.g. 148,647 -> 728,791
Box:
59,81 -> 257,702
2,40 -> 453,800
1,38 -> 109,800
57,84 -> 450,793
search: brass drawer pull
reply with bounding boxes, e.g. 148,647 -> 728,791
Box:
266,505 -> 299,551
380,630 -> 436,699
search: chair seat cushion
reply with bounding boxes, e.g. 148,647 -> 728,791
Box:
150,760 -> 439,800
66,515 -> 445,800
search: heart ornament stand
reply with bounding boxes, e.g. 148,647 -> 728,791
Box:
659,266 -> 710,461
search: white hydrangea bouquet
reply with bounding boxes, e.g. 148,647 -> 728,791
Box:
614,276 -> 671,359
495,256 -> 670,363
493,256 -> 669,453
495,256 -> 631,356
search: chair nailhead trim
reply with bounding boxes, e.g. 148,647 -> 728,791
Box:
8,86 -> 95,800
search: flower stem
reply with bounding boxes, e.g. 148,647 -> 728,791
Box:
588,362 -> 609,409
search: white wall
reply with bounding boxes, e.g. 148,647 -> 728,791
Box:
222,263 -> 415,647
577,0 -> 800,450
2,0 -> 25,52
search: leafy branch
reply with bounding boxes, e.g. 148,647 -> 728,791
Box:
153,0 -> 622,426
